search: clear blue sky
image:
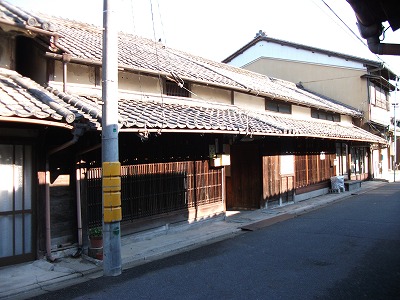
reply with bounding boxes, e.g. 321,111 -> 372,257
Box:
9,0 -> 400,78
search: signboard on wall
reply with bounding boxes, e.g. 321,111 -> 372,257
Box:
280,155 -> 294,175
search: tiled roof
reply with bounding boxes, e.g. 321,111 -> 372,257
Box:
56,22 -> 363,117
47,87 -> 387,144
0,68 -> 100,129
0,2 -> 386,144
47,88 -> 284,136
0,67 -> 387,144
0,1 -> 362,118
0,67 -> 283,135
254,112 -> 386,144
119,98 -> 282,135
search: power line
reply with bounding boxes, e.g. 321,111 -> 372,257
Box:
314,0 -> 385,64
300,74 -> 364,84
320,0 -> 368,48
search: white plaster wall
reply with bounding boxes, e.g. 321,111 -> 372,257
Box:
191,84 -> 231,104
340,115 -> 353,125
54,61 -> 96,86
233,92 -> 265,111
119,72 -> 161,94
291,105 -> 310,120
381,148 -> 389,179
372,148 -> 390,179
372,149 -> 380,178
370,106 -> 391,126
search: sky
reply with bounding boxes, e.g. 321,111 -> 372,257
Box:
8,0 -> 400,81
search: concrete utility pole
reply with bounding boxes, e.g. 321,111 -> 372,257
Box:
102,0 -> 122,276
394,77 -> 398,183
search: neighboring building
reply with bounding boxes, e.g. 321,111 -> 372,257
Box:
0,3 -> 386,267
223,31 -> 398,180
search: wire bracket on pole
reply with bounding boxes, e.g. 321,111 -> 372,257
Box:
102,162 -> 122,222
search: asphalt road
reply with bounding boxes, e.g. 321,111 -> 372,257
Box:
33,183 -> 400,300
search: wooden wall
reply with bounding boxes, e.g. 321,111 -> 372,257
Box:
261,155 -> 280,207
227,137 -> 336,210
295,153 -> 336,189
228,143 -> 261,209
86,160 -> 224,233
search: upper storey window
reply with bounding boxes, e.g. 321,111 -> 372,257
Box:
164,79 -> 190,97
265,99 -> 291,114
311,109 -> 340,122
370,84 -> 389,110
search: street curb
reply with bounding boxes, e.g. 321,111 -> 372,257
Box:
2,181 -> 390,299
122,227 -> 243,270
1,273 -> 83,300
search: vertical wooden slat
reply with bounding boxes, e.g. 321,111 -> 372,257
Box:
87,160 -> 222,223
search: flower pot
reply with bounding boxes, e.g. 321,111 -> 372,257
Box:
89,236 -> 103,248
88,246 -> 103,260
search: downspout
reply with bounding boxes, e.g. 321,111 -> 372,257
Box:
44,159 -> 53,261
73,144 -> 102,257
73,162 -> 83,257
45,126 -> 84,261
48,134 -> 80,155
366,77 -> 374,179
62,53 -> 72,93
366,36 -> 400,56
355,19 -> 400,55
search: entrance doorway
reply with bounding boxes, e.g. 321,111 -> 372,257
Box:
0,144 -> 34,266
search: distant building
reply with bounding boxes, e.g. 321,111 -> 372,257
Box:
223,31 -> 398,180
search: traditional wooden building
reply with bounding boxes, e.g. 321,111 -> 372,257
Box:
0,2 -> 386,267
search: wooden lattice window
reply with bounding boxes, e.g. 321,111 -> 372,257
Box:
375,86 -> 389,110
165,79 -> 190,97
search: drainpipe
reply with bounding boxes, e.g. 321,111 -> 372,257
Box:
354,17 -> 400,56
73,162 -> 83,257
72,144 -> 102,257
48,134 -> 80,156
366,36 -> 400,56
347,0 -> 400,55
45,126 -> 85,261
44,159 -> 54,261
62,53 -> 72,93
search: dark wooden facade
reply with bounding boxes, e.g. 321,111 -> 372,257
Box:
228,143 -> 261,209
227,137 -> 337,210
0,119 -> 374,267
86,160 -> 224,235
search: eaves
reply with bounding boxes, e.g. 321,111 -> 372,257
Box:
361,74 -> 396,91
222,36 -> 386,70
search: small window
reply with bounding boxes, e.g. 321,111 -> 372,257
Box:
332,114 -> 340,122
164,79 -> 190,97
265,99 -> 291,114
371,84 -> 389,110
311,109 -> 340,122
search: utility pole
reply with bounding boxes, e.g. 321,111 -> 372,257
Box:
394,77 -> 398,183
102,0 -> 122,276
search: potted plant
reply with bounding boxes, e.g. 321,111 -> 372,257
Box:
88,226 -> 103,249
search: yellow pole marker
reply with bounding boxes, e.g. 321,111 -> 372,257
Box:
102,162 -> 122,223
